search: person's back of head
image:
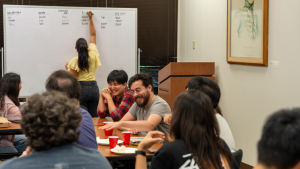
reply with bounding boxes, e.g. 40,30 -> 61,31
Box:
186,76 -> 220,109
256,108 -> 300,169
0,72 -> 21,108
45,70 -> 81,101
20,91 -> 82,151
170,90 -> 232,169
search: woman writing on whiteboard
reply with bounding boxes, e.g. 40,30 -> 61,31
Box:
0,73 -> 27,153
66,11 -> 101,117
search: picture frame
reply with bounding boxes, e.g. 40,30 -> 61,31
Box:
227,0 -> 269,66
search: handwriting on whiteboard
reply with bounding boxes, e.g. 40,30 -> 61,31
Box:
7,11 -> 21,26
38,11 -> 46,25
100,15 -> 107,29
58,10 -> 69,25
115,12 -> 125,26
81,11 -> 89,25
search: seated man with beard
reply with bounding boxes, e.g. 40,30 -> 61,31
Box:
100,73 -> 171,136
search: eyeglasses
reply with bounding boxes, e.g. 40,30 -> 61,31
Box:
129,87 -> 145,95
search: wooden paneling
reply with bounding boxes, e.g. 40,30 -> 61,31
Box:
159,76 -> 215,112
241,162 -> 254,169
158,62 -> 215,111
158,62 -> 215,83
158,77 -> 171,105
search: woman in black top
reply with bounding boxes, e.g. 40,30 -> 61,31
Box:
136,90 -> 234,169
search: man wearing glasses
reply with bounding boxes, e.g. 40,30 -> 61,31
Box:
100,73 -> 171,136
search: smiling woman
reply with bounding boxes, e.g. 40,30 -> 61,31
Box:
97,70 -> 134,121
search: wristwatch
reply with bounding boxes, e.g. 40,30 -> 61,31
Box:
135,150 -> 146,157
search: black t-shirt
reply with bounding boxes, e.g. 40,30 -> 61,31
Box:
150,139 -> 239,169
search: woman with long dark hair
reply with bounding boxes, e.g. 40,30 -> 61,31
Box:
136,90 -> 233,169
0,73 -> 26,153
66,11 -> 101,117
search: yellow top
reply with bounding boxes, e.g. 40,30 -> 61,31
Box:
67,43 -> 101,81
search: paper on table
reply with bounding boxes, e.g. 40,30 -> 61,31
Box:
130,137 -> 144,142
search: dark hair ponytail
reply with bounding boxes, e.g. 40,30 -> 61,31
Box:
76,38 -> 89,72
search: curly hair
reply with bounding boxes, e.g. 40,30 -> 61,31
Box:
20,91 -> 82,151
128,73 -> 153,89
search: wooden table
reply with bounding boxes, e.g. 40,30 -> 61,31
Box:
0,118 -> 163,161
94,123 -> 163,160
0,122 -> 23,159
0,122 -> 22,135
92,117 -> 114,126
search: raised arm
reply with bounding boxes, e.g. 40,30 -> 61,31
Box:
87,11 -> 96,44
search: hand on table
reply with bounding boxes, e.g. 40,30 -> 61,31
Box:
137,131 -> 165,152
99,122 -> 121,130
129,129 -> 140,135
164,114 -> 172,125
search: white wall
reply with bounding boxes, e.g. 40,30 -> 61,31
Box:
178,0 -> 300,166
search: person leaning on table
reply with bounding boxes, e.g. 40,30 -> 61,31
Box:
135,90 -> 237,169
100,73 -> 171,136
0,91 -> 112,169
97,70 -> 134,121
164,76 -> 236,152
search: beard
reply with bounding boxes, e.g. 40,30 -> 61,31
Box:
135,91 -> 150,108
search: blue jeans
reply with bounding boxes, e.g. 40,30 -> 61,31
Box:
0,135 -> 27,153
79,81 -> 99,117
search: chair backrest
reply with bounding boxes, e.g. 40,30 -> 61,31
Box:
232,149 -> 243,168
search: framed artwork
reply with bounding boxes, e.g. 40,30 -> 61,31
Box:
227,0 -> 269,66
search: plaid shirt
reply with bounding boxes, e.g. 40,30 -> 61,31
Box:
97,88 -> 134,121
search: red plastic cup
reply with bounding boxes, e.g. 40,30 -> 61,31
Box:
122,131 -> 131,145
109,136 -> 119,149
103,122 -> 114,136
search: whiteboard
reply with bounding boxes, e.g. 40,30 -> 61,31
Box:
3,5 -> 137,97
